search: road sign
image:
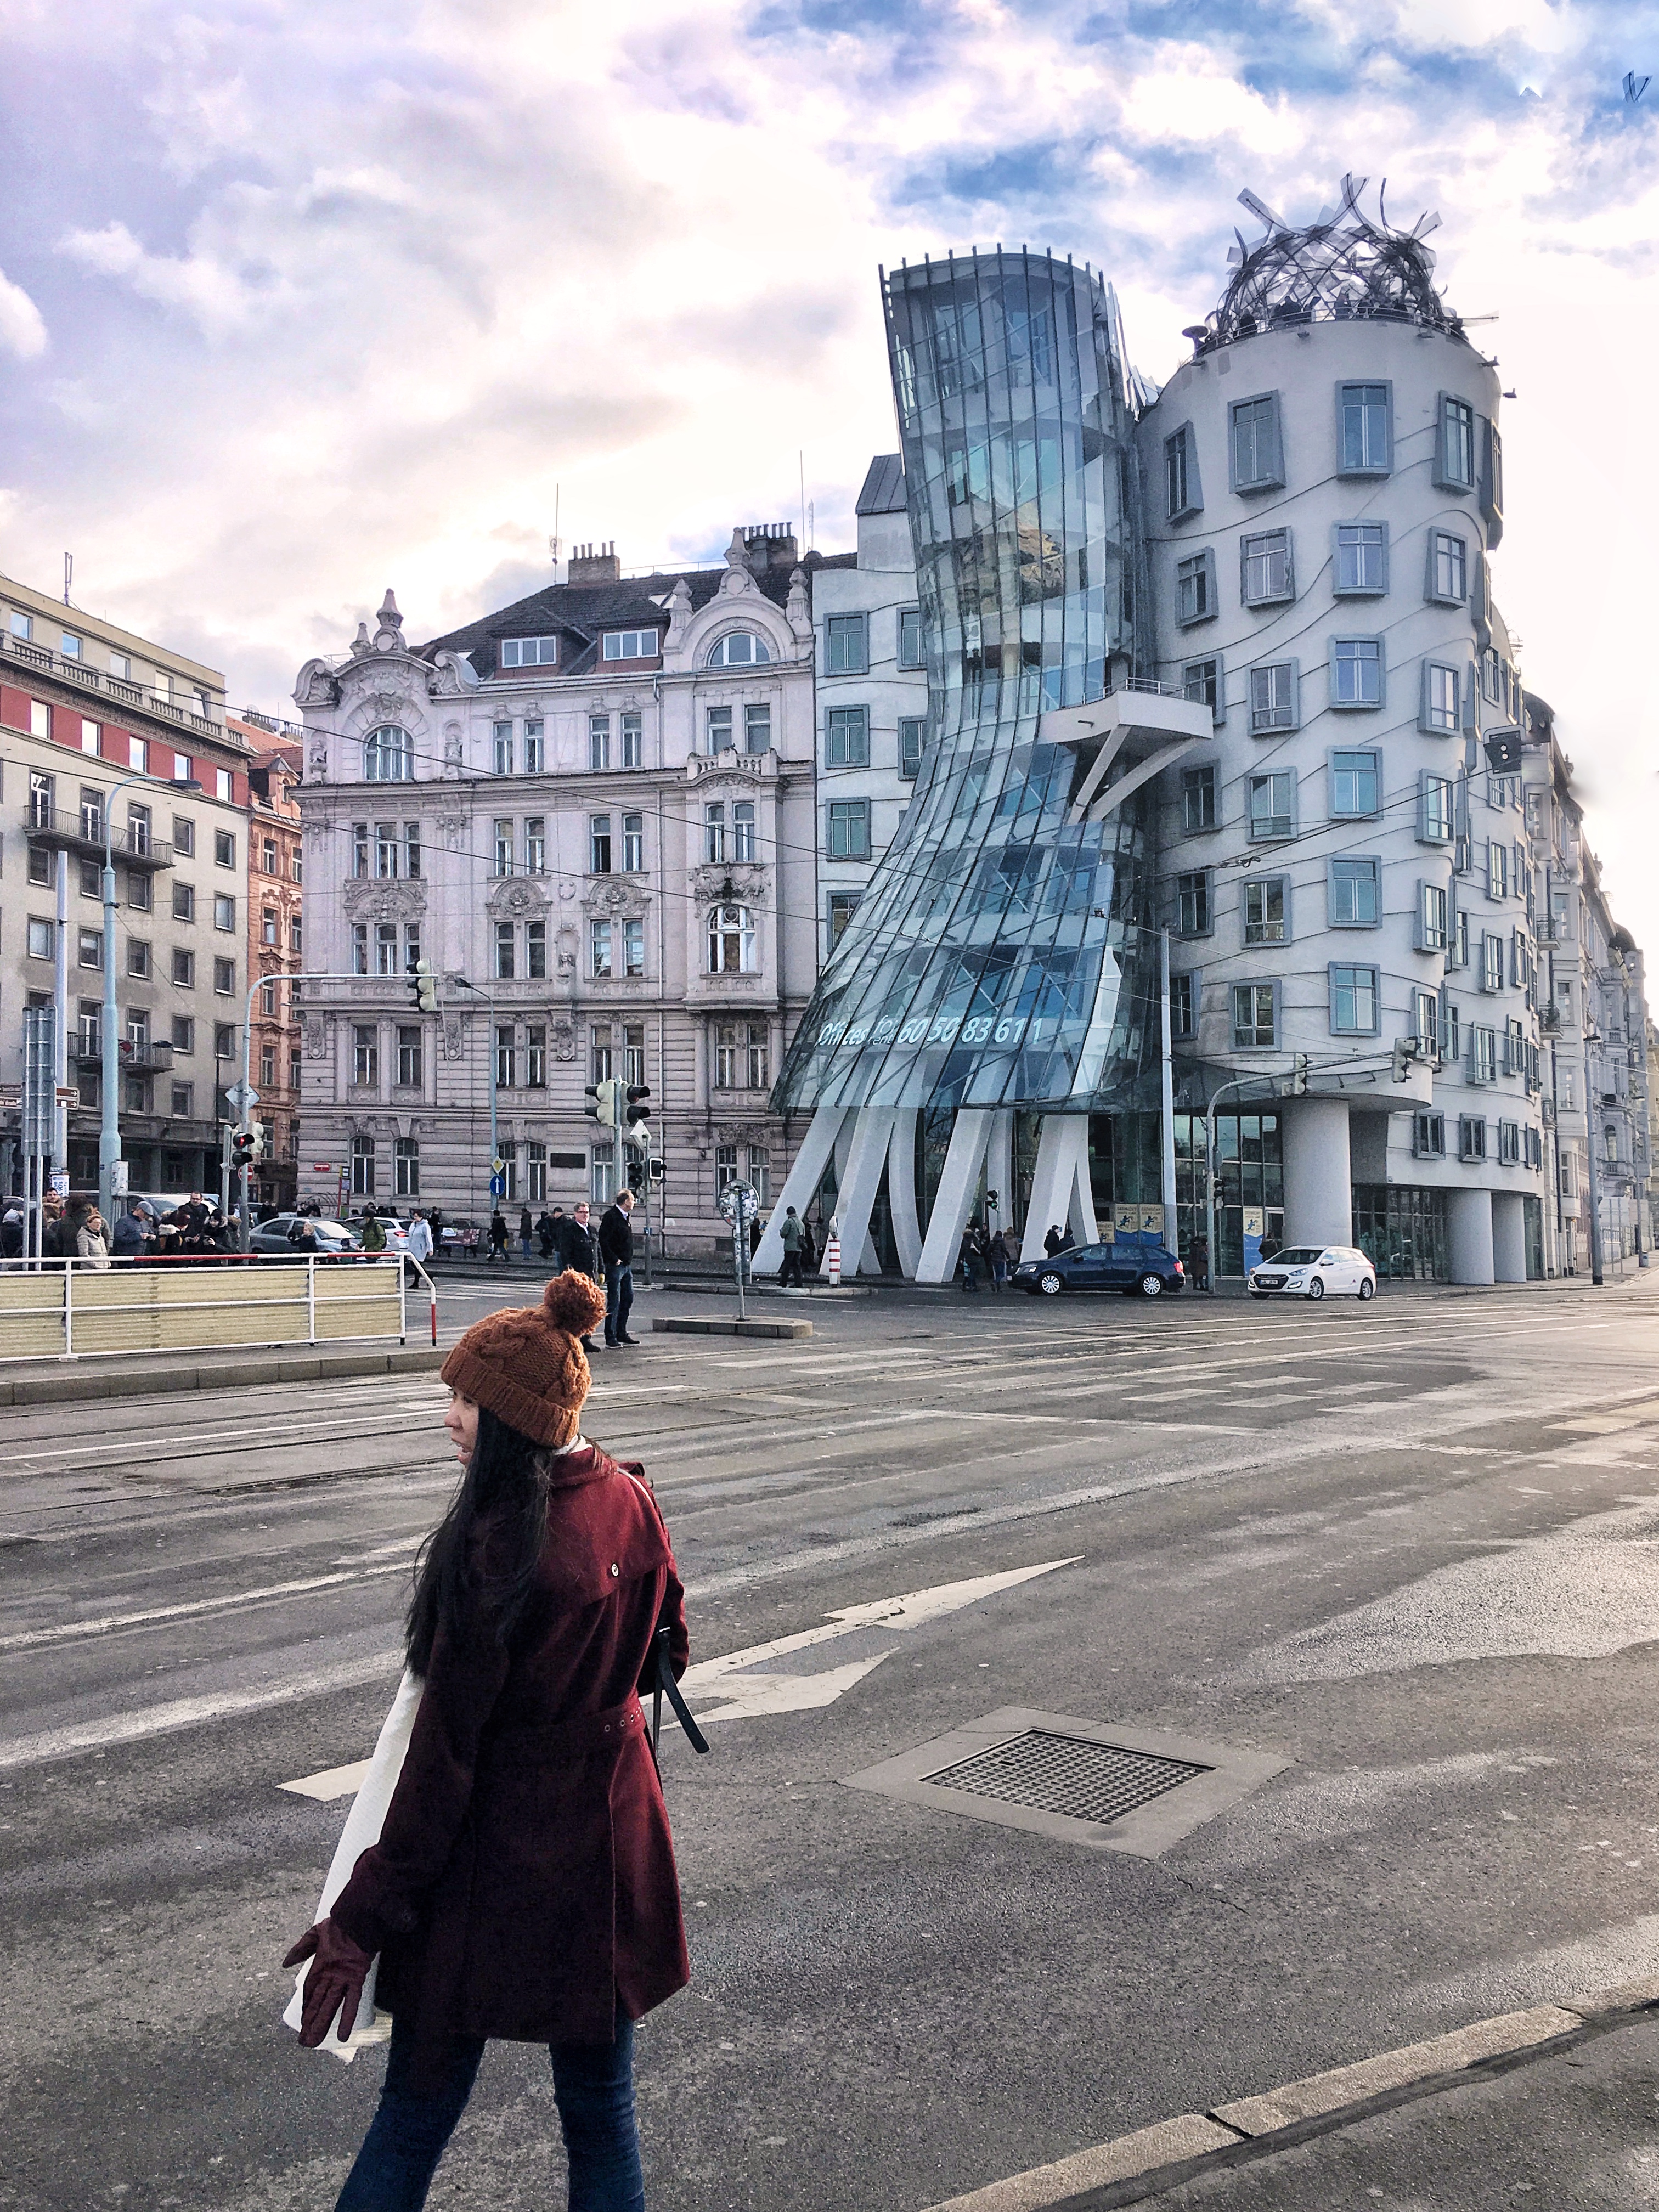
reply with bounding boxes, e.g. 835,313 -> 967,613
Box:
225,1081 -> 259,1114
312,1163 -> 333,1172
49,1170 -> 70,1198
715,1180 -> 761,1226
55,1086 -> 79,1104
491,1156 -> 506,1174
489,1171 -> 507,1198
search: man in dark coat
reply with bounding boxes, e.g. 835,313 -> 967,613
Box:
598,1189 -> 637,1347
1043,1221 -> 1073,1257
555,1202 -> 601,1350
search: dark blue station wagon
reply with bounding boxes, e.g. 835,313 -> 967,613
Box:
1014,1237 -> 1187,1299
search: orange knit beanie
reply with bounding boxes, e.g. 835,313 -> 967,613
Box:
438,1274 -> 609,1448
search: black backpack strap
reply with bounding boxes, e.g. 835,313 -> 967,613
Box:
651,1624 -> 709,1757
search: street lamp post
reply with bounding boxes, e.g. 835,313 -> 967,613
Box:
100,774 -> 200,1223
451,979 -> 499,1227
233,969 -> 368,1248
1583,1023 -> 1605,1287
1202,1074 -> 1269,1295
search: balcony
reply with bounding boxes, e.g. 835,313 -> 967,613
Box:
1,630 -> 222,736
70,1037 -> 176,1075
25,804 -> 173,871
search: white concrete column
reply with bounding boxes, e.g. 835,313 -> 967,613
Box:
1282,1098 -> 1352,1249
1447,1186 -> 1495,1285
916,1109 -> 995,1283
1491,1190 -> 1527,1283
1023,1116 -> 1098,1256
830,1106 -> 898,1278
985,1110 -> 1014,1243
753,1101 -> 846,1273
887,1110 -> 922,1278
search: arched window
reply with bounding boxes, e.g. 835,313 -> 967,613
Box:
705,631 -> 771,669
364,725 -> 414,782
708,904 -> 757,974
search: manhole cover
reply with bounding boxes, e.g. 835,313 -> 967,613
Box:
923,1729 -> 1210,1826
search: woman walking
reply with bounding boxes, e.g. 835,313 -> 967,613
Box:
283,1272 -> 691,2210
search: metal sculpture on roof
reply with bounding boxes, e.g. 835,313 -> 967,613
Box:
1187,174 -> 1459,352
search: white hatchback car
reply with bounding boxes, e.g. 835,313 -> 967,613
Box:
1248,1244 -> 1376,1302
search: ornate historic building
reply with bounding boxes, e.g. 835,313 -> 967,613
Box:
289,533 -> 822,1248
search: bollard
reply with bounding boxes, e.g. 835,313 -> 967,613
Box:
827,1232 -> 841,1287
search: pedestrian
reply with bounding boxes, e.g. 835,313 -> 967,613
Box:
799,1214 -> 817,1275
599,1189 -> 639,1348
487,1210 -> 509,1264
76,1208 -> 112,1269
958,1221 -> 984,1292
362,1208 -> 388,1256
406,1212 -> 433,1267
1042,1221 -> 1072,1257
287,1216 -> 320,1256
520,1204 -> 534,1262
111,1203 -> 149,1265
178,1191 -> 211,1253
1189,1235 -> 1209,1293
537,1209 -> 556,1261
555,1203 -> 602,1351
777,1204 -> 805,1289
988,1227 -> 1010,1292
1,1203 -> 22,1262
282,1271 -> 691,2210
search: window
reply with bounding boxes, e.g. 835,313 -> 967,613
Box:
495,1025 -> 515,1088
129,803 -> 152,855
524,817 -> 545,873
403,821 -> 421,878
493,720 -> 514,776
899,715 -> 925,779
732,802 -> 755,862
352,923 -> 369,975
1176,550 -> 1216,625
589,815 -> 612,873
714,1143 -> 738,1194
1459,1114 -> 1488,1161
25,842 -> 49,887
744,703 -> 771,754
261,838 -> 277,876
172,947 -> 195,986
352,1135 -> 376,1196
1435,394 -> 1476,490
1410,988 -> 1439,1053
523,720 -> 544,774
1418,772 -> 1454,844
1240,529 -> 1293,606
705,707 -> 733,754
73,924 -> 103,968
744,1023 -> 769,1090
397,1026 -> 422,1087
827,800 -> 871,860
527,1141 -> 548,1199
1243,878 -> 1287,945
1330,749 -> 1380,818
1337,381 -> 1391,473
262,1046 -> 277,1088
708,904 -> 757,973
589,715 -> 611,770
590,919 -> 612,978
898,606 -> 924,668
128,871 -> 153,914
621,711 -> 643,768
527,919 -> 546,978
214,957 -> 235,995
1481,932 -> 1503,994
353,1026 -> 379,1086
394,1137 -> 419,1197
214,768 -> 233,803
213,1023 -> 235,1059
1164,424 -> 1201,519
1487,839 -> 1510,901
828,890 -> 861,948
78,857 -> 100,898
376,922 -> 398,977
1329,963 -> 1379,1035
1183,656 -> 1225,726
601,628 -> 659,659
1421,662 -> 1461,735
262,907 -> 278,946
173,1017 -> 194,1054
1248,660 -> 1297,733
1498,1120 -> 1521,1166
1471,1023 -> 1497,1082
704,803 -> 726,864
707,631 -> 771,667
1232,982 -> 1277,1048
620,812 -> 644,872
494,920 -> 515,980
1416,881 -> 1449,953
1170,972 -> 1195,1039
526,1025 -> 546,1087
1414,1110 -> 1446,1159
351,822 -> 369,879
127,939 -> 151,978
624,1025 -> 646,1089
499,636 -> 557,668
493,818 -> 513,876
1329,857 -> 1380,927
172,881 -> 195,922
364,725 -> 413,781
1176,870 -> 1212,937
825,613 -> 868,675
1181,764 -> 1216,834
591,1146 -> 614,1205
170,1081 -> 194,1118
1427,530 -> 1468,604
1331,637 -> 1383,708
173,816 -> 195,857
26,915 -> 53,961
1246,771 -> 1294,841
9,609 -> 30,639
591,1026 -> 614,1084
1334,522 -> 1387,595
826,706 -> 870,767
714,1023 -> 738,1088
215,829 -> 235,868
1229,393 -> 1284,492
624,918 -> 645,977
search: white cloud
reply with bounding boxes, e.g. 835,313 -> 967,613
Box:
0,266 -> 47,358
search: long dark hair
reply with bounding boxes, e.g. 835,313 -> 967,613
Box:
405,1407 -> 551,1677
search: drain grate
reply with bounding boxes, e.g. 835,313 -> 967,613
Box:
922,1729 -> 1211,1827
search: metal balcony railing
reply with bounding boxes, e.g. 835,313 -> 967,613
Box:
24,804 -> 173,870
0,630 -> 222,736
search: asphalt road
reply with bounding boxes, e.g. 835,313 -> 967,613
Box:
5,1273 -> 1659,2210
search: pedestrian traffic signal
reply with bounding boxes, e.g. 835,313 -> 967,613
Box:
230,1124 -> 262,1169
584,1080 -> 617,1127
411,958 -> 440,1014
1290,1054 -> 1310,1096
623,1085 -> 651,1137
648,1157 -> 666,1181
1391,1040 -> 1413,1081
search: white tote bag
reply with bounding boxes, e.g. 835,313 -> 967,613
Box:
283,1666 -> 423,2063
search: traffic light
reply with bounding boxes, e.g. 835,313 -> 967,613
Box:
230,1124 -> 259,1169
411,958 -> 439,1014
648,1157 -> 666,1181
1290,1054 -> 1310,1096
623,1085 -> 651,1142
1483,731 -> 1522,774
1391,1040 -> 1413,1081
584,1080 -> 617,1128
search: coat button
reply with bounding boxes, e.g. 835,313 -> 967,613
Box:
610,1562 -> 620,1577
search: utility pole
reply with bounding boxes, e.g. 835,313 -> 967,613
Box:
1583,1020 -> 1605,1286
1158,928 -> 1177,1243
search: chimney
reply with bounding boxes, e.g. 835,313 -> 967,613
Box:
742,523 -> 800,574
567,539 -> 621,585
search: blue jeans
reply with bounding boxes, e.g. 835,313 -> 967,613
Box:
605,1263 -> 634,1344
335,2014 -> 642,2212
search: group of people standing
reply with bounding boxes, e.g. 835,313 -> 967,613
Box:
1,1190 -> 239,1266
480,1195 -> 641,1350
957,1220 -> 1016,1292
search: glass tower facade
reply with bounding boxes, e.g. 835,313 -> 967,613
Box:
774,250 -> 1161,1121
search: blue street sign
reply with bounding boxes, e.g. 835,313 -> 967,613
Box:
489,1172 -> 507,1198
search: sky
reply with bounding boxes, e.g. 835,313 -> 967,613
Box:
2,0 -> 1658,938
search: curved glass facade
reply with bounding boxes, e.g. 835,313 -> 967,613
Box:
775,249 -> 1161,1118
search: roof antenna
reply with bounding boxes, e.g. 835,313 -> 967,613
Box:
549,484 -> 561,580
63,551 -> 72,606
799,450 -> 806,550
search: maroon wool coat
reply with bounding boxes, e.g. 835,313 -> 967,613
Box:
330,1446 -> 691,2073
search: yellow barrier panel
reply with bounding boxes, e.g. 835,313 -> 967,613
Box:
0,1257 -> 412,1362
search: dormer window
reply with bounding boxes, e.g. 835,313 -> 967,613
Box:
706,631 -> 771,668
601,629 -> 659,661
499,637 -> 557,668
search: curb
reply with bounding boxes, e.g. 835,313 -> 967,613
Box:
650,1316 -> 813,1340
0,1344 -> 445,1407
921,1978 -> 1659,2211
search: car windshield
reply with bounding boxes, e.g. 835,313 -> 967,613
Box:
1268,1248 -> 1324,1266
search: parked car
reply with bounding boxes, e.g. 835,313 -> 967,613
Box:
1248,1244 -> 1376,1301
247,1214 -> 365,1260
1014,1237 -> 1186,1299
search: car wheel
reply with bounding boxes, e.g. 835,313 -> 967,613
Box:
1138,1272 -> 1164,1297
1357,1277 -> 1375,1301
1307,1277 -> 1325,1301
1037,1271 -> 1065,1296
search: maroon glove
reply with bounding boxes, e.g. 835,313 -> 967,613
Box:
282,1918 -> 374,2047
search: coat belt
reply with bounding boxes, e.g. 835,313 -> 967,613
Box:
489,1696 -> 645,1764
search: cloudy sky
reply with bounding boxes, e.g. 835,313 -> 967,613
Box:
3,0 -> 1657,935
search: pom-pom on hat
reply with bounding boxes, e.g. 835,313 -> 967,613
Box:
439,1274 -> 610,1448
